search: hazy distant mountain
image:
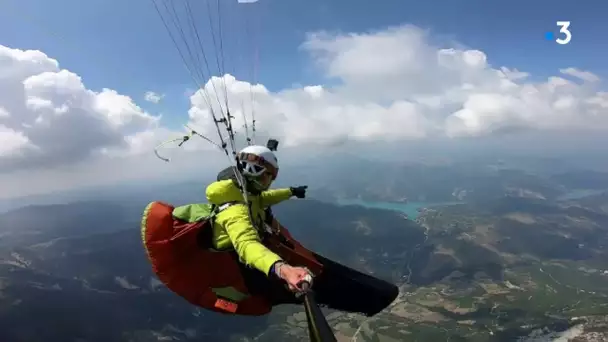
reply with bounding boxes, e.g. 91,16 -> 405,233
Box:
5,156 -> 608,213
306,162 -> 608,204
0,201 -> 271,342
2,162 -> 608,341
0,196 -> 424,341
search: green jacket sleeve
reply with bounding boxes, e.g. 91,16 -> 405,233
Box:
260,188 -> 292,208
215,204 -> 282,275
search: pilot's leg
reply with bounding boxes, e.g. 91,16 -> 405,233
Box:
238,262 -> 301,306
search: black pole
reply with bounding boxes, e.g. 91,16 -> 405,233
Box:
300,282 -> 337,342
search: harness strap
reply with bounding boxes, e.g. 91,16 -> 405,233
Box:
214,201 -> 274,235
217,202 -> 235,212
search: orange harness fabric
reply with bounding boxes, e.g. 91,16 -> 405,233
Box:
142,201 -> 323,316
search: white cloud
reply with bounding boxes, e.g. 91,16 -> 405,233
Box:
1,24 -> 608,197
560,67 -> 600,83
186,25 -> 608,145
144,91 -> 164,104
0,45 -> 162,173
0,124 -> 34,157
0,106 -> 9,118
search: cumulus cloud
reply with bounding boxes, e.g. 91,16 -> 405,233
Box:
0,45 -> 163,172
186,25 -> 607,146
144,91 -> 164,104
1,24 -> 608,196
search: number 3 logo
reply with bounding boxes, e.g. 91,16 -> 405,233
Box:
556,21 -> 572,45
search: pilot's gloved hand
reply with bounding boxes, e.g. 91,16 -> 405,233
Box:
275,262 -> 312,293
290,185 -> 308,199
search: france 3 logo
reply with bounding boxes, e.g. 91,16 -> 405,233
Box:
546,21 -> 571,45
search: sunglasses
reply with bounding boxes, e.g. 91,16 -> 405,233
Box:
239,153 -> 278,180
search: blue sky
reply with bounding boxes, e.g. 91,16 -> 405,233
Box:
1,0 -> 607,129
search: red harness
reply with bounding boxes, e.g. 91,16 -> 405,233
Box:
141,201 -> 322,316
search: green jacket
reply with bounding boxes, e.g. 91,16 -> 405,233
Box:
206,179 -> 293,276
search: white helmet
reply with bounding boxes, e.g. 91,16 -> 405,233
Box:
237,145 -> 279,181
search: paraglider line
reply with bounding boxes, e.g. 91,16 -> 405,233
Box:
158,0 -> 230,153
183,0 -> 227,121
205,0 -> 231,120
149,0 -> 259,238
215,0 -> 231,112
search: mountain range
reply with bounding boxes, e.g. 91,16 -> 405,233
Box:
2,160 -> 608,341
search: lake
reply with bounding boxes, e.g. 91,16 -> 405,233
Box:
335,199 -> 460,219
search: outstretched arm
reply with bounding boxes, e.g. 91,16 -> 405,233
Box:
216,204 -> 282,276
260,188 -> 293,208
260,186 -> 307,207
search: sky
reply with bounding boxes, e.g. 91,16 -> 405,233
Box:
1,0 -> 608,199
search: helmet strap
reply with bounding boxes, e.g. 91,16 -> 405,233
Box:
247,175 -> 272,194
